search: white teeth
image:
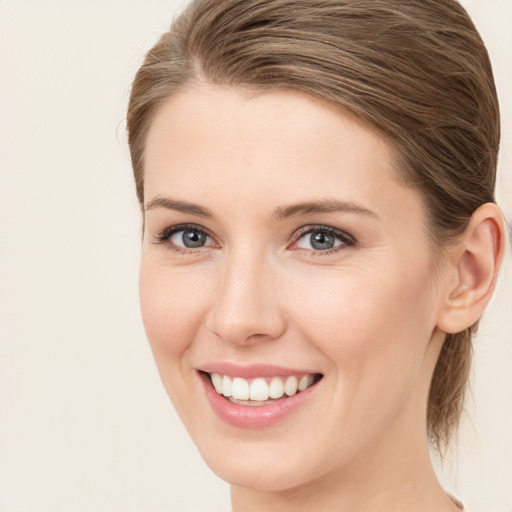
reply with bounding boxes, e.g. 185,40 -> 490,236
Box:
269,376 -> 284,399
229,398 -> 274,406
209,373 -> 317,403
211,373 -> 223,394
222,375 -> 233,397
284,375 -> 298,396
232,377 -> 250,400
250,378 -> 269,401
298,375 -> 313,391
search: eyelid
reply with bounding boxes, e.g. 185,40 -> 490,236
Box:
151,222 -> 355,254
288,224 -> 356,250
153,223 -> 218,248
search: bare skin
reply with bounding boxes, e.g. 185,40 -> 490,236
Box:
139,84 -> 504,512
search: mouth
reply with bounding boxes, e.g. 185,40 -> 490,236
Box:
204,372 -> 322,406
197,366 -> 323,428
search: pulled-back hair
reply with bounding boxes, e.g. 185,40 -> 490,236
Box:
127,0 -> 500,452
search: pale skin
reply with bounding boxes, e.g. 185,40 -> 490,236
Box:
139,84 -> 505,512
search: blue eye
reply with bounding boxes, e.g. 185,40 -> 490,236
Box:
171,228 -> 210,248
295,227 -> 354,252
154,225 -> 214,250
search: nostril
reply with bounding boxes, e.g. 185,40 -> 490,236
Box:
204,268 -> 287,344
206,316 -> 286,346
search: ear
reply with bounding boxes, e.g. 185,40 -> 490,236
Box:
436,203 -> 507,334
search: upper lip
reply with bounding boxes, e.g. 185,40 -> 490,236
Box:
197,362 -> 320,378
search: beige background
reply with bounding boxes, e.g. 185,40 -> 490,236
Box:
0,1 -> 511,510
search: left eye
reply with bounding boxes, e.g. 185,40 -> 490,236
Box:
296,228 -> 353,251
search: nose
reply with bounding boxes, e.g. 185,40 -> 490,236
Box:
205,249 -> 286,345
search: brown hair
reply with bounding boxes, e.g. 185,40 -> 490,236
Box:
127,0 -> 500,452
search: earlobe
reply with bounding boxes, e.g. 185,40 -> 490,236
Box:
437,203 -> 506,334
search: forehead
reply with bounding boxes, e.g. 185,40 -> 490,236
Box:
143,84 -> 424,226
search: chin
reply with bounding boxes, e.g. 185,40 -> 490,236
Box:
186,418 -> 344,493
202,450 -> 319,491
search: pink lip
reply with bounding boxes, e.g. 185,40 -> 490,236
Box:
198,362 -> 318,378
198,371 -> 321,429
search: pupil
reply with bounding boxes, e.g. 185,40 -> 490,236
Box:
182,230 -> 205,248
311,231 -> 334,250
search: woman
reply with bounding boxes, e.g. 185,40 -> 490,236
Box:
127,1 -> 506,510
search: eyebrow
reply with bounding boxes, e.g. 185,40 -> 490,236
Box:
272,199 -> 379,220
144,196 -> 378,221
144,197 -> 213,217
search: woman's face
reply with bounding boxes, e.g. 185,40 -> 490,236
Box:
140,85 -> 447,491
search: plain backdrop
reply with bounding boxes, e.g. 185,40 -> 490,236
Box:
0,1 -> 511,511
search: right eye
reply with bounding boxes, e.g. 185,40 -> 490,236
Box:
171,228 -> 210,248
154,225 -> 215,250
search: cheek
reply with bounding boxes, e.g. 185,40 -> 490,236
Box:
287,261 -> 437,461
290,259 -> 436,390
139,261 -> 210,361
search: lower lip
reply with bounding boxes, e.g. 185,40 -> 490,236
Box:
199,372 -> 320,429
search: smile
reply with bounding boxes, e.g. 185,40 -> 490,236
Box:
198,365 -> 323,428
209,373 -> 317,405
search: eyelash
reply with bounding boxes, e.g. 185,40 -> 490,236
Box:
153,223 -> 215,254
290,225 -> 356,255
152,223 -> 357,256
